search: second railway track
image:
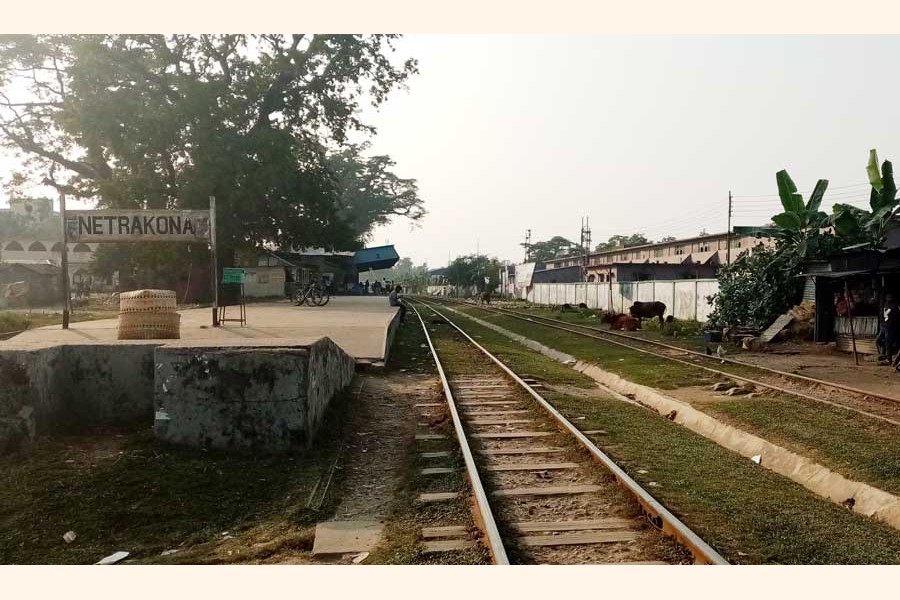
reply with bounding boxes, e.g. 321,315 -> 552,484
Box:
430,298 -> 900,427
409,299 -> 726,565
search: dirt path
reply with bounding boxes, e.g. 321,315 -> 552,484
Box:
330,373 -> 432,521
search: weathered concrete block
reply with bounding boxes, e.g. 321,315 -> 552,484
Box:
153,338 -> 354,452
0,343 -> 156,434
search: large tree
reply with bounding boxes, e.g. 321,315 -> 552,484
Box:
0,35 -> 422,283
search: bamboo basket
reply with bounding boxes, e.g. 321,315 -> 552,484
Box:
119,289 -> 177,313
117,311 -> 181,340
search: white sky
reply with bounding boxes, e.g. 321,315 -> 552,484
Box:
4,35 -> 900,267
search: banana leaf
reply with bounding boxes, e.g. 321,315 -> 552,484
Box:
867,149 -> 883,192
771,212 -> 803,231
776,170 -> 804,215
806,179 -> 829,213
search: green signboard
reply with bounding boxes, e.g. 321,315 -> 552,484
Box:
222,268 -> 245,284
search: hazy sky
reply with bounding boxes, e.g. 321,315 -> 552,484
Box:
3,35 -> 899,267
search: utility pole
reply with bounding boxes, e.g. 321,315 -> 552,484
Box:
726,190 -> 733,265
580,217 -> 592,281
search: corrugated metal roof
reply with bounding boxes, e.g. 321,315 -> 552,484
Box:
353,245 -> 399,271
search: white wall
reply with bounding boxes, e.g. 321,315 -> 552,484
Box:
525,279 -> 718,321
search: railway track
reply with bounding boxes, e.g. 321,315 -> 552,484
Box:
430,298 -> 900,427
408,299 -> 727,565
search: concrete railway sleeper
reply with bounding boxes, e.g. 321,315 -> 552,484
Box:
408,300 -> 727,565
436,299 -> 900,428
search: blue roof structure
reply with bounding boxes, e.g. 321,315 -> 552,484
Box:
353,245 -> 399,271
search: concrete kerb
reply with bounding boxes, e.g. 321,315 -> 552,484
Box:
381,307 -> 402,367
0,336 -> 356,454
433,302 -> 900,532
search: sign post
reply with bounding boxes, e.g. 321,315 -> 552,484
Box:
61,205 -> 215,327
59,192 -> 70,329
209,196 -> 218,327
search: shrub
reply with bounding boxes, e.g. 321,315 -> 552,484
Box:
706,247 -> 803,329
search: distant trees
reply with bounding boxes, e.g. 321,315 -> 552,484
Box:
524,236 -> 579,262
360,257 -> 430,293
446,254 -> 502,292
594,233 -> 650,252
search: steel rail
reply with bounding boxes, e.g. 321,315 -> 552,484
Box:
435,299 -> 900,428
414,298 -> 728,565
465,301 -> 900,407
407,301 -> 510,565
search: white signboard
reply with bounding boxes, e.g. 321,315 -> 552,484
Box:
514,262 -> 537,289
65,210 -> 212,243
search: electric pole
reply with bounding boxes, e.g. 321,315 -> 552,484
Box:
726,190 -> 733,265
580,217 -> 592,281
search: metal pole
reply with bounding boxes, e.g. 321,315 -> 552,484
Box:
59,192 -> 70,329
210,196 -> 219,327
726,191 -> 732,265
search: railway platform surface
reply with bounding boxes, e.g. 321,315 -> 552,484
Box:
1,296 -> 399,364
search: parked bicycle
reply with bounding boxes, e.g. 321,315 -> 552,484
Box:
291,281 -> 331,307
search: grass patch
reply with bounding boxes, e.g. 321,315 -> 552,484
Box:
387,307 -> 437,375
0,312 -> 31,336
428,302 -> 900,564
0,391 -> 359,564
704,396 -> 900,496
449,303 -> 703,389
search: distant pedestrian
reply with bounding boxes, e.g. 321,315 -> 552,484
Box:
389,284 -> 406,321
877,293 -> 900,364
364,280 -> 369,295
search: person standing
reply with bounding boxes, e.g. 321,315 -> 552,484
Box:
877,293 -> 900,364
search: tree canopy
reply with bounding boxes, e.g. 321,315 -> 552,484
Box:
0,35 -> 424,286
446,254 -> 502,292
525,236 -> 578,262
594,233 -> 650,252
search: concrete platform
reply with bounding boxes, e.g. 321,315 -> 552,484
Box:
2,296 -> 400,364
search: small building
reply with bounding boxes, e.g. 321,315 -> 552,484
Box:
0,262 -> 62,306
237,245 -> 400,298
541,230 -> 774,283
804,246 -> 900,354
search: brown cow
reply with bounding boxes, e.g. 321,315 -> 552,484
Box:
605,313 -> 640,331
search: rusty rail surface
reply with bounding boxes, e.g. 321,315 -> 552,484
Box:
407,301 -> 510,565
413,298 -> 728,565
435,298 -> 900,428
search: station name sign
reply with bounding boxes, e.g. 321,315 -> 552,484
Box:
65,210 -> 212,243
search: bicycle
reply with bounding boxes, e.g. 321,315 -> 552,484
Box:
291,281 -> 331,307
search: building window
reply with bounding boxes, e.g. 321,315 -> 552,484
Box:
674,246 -> 686,255
653,248 -> 664,257
73,243 -> 91,253
28,241 -> 46,251
51,242 -> 64,252
698,242 -> 710,252
4,241 -> 23,251
587,274 -> 596,282
258,272 -> 270,284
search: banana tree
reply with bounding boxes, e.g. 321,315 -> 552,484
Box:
770,170 -> 831,265
831,149 -> 899,249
